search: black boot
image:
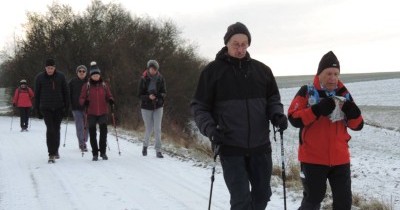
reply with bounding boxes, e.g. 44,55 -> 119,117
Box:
92,156 -> 98,161
156,152 -> 164,158
142,146 -> 147,156
100,154 -> 108,160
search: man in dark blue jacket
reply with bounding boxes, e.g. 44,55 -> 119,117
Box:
191,22 -> 288,210
34,58 -> 69,163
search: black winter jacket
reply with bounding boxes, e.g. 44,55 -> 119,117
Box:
190,47 -> 283,155
138,70 -> 167,110
34,70 -> 69,111
68,77 -> 87,110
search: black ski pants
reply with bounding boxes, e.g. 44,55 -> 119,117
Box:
220,152 -> 272,210
298,163 -> 352,210
42,109 -> 64,156
19,107 -> 30,129
88,114 -> 108,156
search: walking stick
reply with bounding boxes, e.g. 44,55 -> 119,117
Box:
63,116 -> 69,147
273,126 -> 287,210
208,144 -> 220,210
110,105 -> 121,155
10,113 -> 14,131
82,109 -> 88,157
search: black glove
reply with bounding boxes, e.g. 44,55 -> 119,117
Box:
12,103 -> 16,107
84,100 -> 90,106
37,110 -> 43,119
63,108 -> 69,118
311,97 -> 335,117
209,128 -> 224,145
108,99 -> 114,106
341,101 -> 361,119
272,113 -> 288,132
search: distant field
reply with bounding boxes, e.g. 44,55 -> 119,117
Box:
276,71 -> 400,88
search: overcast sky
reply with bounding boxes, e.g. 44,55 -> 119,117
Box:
1,0 -> 400,76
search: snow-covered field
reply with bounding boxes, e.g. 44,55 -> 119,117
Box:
0,78 -> 399,210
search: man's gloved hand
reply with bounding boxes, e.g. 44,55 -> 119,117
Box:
209,128 -> 224,145
311,97 -> 335,117
84,100 -> 90,106
12,103 -> 16,107
272,113 -> 288,132
37,110 -> 43,119
341,101 -> 361,119
63,108 -> 69,118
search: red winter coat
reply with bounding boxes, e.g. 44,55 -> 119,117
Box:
12,87 -> 34,108
288,76 -> 364,166
79,80 -> 114,116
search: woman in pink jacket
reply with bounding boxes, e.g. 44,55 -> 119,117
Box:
79,62 -> 114,161
12,79 -> 34,131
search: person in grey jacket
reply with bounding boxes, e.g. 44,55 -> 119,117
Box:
68,65 -> 89,152
34,58 -> 69,163
190,22 -> 288,210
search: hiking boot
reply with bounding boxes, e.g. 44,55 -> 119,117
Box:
156,152 -> 164,158
55,152 -> 60,159
100,154 -> 108,160
142,146 -> 147,156
48,156 -> 56,163
92,156 -> 98,161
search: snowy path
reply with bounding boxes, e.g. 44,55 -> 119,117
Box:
0,116 -> 298,210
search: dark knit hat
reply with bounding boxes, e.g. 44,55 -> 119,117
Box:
45,58 -> 56,67
224,22 -> 251,45
76,65 -> 87,73
147,60 -> 159,70
89,61 -> 101,75
317,51 -> 340,75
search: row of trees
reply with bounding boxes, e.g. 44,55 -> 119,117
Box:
0,0 -> 207,142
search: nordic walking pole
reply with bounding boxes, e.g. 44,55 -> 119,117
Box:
82,108 -> 88,157
273,126 -> 287,210
110,105 -> 121,155
63,116 -> 69,147
208,144 -> 220,210
10,113 -> 14,131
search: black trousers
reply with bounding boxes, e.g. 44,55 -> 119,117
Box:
220,152 -> 272,210
19,107 -> 30,129
42,109 -> 64,156
298,163 -> 352,210
88,114 -> 108,156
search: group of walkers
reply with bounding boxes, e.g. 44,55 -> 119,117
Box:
12,58 -> 167,163
11,21 -> 365,209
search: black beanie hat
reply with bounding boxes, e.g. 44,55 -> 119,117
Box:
89,61 -> 101,75
45,58 -> 56,67
317,51 -> 340,75
224,22 -> 251,45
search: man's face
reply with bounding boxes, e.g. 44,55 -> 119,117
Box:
227,34 -> 249,59
45,66 -> 56,75
318,67 -> 340,91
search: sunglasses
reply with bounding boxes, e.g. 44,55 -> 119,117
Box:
78,70 -> 86,73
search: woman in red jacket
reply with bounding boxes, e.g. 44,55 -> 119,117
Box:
79,62 -> 114,161
12,79 -> 34,131
288,51 -> 364,210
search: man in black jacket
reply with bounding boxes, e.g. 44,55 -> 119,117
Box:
34,58 -> 69,163
190,22 -> 288,210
